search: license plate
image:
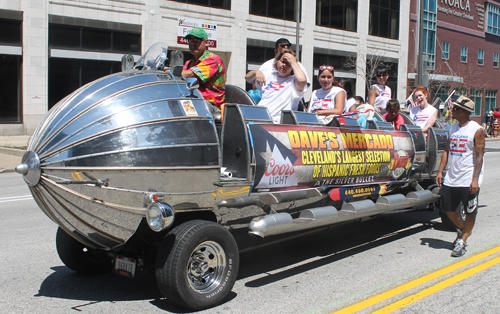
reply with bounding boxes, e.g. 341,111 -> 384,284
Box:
114,255 -> 136,277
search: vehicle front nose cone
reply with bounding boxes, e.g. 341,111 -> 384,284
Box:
15,163 -> 28,175
17,151 -> 41,186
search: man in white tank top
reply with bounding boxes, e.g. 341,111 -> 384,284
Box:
436,95 -> 485,257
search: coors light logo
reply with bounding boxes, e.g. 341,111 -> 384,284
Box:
256,144 -> 298,189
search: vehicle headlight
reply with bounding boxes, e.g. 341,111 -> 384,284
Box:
146,202 -> 175,232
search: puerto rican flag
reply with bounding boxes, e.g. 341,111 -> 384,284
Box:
320,98 -> 332,108
265,82 -> 285,91
406,91 -> 416,107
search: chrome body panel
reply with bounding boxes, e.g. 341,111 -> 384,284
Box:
24,71 -> 220,249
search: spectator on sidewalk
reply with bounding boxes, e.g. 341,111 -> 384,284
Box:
436,95 -> 485,257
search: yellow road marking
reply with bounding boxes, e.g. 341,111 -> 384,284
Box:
331,244 -> 500,314
373,255 -> 500,313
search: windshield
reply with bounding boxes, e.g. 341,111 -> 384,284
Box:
135,42 -> 168,70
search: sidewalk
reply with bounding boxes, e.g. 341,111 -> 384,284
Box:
0,136 -> 31,173
2,134 -> 500,174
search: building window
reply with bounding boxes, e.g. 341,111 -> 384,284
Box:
487,3 -> 500,36
0,17 -> 22,123
461,46 -> 468,62
170,0 -> 230,10
312,52 -> 355,91
49,24 -> 141,54
369,0 -> 400,39
316,0 -> 357,32
433,85 -> 449,104
478,49 -> 484,65
48,22 -> 142,108
0,18 -> 22,46
250,0 -> 298,21
48,59 -> 121,108
485,90 -> 497,112
470,89 -> 482,116
0,55 -> 22,122
441,42 -> 449,60
494,52 -> 499,67
423,0 -> 436,70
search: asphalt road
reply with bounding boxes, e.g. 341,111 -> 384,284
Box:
2,142 -> 500,314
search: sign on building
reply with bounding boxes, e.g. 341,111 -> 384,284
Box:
177,18 -> 217,48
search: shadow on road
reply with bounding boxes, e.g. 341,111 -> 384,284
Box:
237,209 -> 445,287
35,266 -> 193,313
34,209 -> 446,310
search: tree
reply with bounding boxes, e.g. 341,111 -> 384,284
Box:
343,47 -> 390,93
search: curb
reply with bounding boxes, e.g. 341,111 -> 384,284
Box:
0,147 -> 26,174
0,168 -> 16,174
0,147 -> 26,157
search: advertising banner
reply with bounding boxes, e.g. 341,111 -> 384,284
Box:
248,124 -> 414,193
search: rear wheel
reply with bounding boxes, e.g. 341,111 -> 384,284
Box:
155,220 -> 239,310
56,227 -> 112,275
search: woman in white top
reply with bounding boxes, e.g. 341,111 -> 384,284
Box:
245,49 -> 307,124
307,65 -> 345,123
409,85 -> 438,134
368,65 -> 392,111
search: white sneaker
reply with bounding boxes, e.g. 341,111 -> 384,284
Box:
451,239 -> 467,257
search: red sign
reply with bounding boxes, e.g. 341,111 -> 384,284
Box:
177,36 -> 217,48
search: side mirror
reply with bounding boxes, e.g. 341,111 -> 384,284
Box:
187,77 -> 199,90
186,77 -> 199,97
121,54 -> 135,72
170,50 -> 184,67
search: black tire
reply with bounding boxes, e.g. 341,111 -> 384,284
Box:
56,227 -> 112,275
155,220 -> 239,310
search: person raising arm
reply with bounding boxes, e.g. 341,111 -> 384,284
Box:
246,49 -> 307,123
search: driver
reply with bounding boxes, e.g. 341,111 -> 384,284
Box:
182,27 -> 226,112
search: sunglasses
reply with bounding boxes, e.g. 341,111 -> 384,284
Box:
319,65 -> 334,72
279,43 -> 291,48
188,38 -> 204,44
452,106 -> 462,111
376,73 -> 388,77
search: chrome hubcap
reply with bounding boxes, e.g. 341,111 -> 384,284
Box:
187,241 -> 226,294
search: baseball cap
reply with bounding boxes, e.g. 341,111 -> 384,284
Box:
185,27 -> 208,40
453,95 -> 475,113
275,38 -> 291,48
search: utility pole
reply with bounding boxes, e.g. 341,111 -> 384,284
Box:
295,0 -> 300,61
416,0 -> 428,88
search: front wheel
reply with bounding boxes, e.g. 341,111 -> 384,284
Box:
56,227 -> 112,275
155,220 -> 239,310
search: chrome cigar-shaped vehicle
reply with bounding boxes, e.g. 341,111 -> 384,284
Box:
16,43 -> 449,310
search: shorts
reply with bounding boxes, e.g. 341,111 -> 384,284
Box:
440,185 -> 479,215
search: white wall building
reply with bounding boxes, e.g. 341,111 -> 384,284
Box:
0,0 -> 409,135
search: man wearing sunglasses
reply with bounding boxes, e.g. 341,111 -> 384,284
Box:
255,38 -> 310,88
182,27 -> 226,111
367,65 -> 391,112
436,95 -> 485,257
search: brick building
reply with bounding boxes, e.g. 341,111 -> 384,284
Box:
408,0 -> 500,121
0,0 -> 411,135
